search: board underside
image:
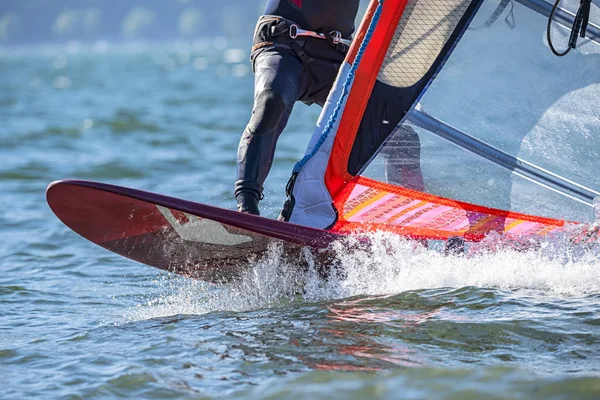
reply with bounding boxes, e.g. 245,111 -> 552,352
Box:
46,180 -> 340,283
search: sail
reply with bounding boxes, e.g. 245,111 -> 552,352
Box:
288,0 -> 600,241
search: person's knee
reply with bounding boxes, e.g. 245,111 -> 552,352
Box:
247,88 -> 286,135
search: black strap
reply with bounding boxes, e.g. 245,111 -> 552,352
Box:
256,17 -> 349,55
253,17 -> 324,85
288,40 -> 320,85
547,0 -> 593,57
269,19 -> 290,38
279,171 -> 298,222
323,30 -> 351,53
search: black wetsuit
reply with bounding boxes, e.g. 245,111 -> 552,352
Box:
264,0 -> 357,38
235,0 -> 360,214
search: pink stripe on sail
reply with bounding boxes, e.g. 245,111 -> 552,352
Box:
440,215 -> 471,232
506,221 -> 540,236
372,196 -> 415,223
408,205 -> 454,227
348,184 -> 370,201
358,193 -> 411,222
392,203 -> 437,225
348,193 -> 396,222
430,209 -> 471,232
384,199 -> 425,224
410,205 -> 468,231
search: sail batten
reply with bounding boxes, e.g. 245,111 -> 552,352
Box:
408,108 -> 600,206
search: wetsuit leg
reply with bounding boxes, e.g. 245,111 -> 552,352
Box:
383,125 -> 425,191
235,48 -> 306,215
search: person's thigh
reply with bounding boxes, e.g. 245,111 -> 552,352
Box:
252,48 -> 307,107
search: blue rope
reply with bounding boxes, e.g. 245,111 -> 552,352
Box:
292,0 -> 385,174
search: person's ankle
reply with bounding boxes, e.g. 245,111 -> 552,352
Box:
236,191 -> 260,216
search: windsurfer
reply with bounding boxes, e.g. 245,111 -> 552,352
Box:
235,0 -> 360,215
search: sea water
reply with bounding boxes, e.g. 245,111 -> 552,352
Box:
1,41 -> 600,399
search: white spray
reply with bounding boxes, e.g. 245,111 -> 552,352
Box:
123,230 -> 600,322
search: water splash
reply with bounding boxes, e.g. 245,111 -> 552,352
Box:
319,231 -> 600,298
122,242 -> 307,322
124,231 -> 600,322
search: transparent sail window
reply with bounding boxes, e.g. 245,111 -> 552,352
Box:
361,0 -> 600,223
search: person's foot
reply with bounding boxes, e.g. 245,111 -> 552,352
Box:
236,191 -> 260,216
444,236 -> 465,256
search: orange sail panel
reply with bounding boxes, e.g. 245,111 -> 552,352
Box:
331,177 -> 565,241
